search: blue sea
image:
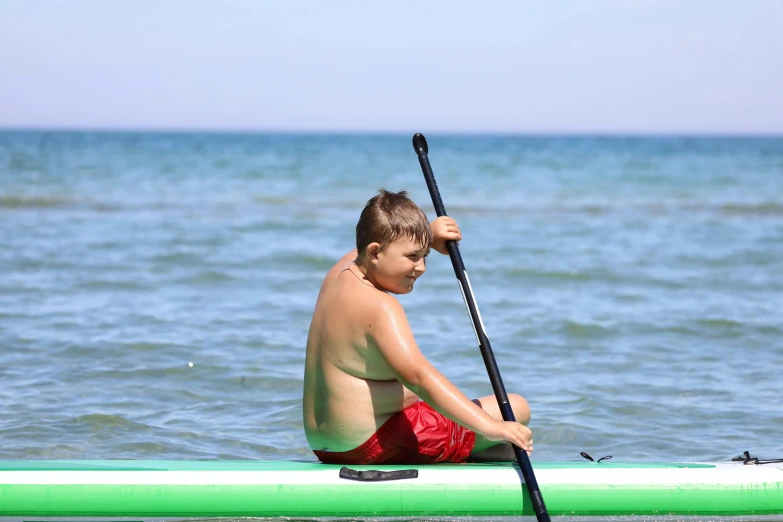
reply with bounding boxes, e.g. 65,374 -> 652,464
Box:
1,130 -> 782,468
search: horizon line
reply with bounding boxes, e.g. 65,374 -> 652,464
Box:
1,125 -> 782,139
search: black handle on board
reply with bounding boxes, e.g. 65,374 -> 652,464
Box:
412,133 -> 550,522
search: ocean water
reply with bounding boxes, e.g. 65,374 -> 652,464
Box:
1,130 -> 782,468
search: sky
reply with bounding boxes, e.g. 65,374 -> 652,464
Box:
1,1 -> 781,134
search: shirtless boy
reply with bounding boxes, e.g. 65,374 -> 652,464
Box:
303,189 -> 533,464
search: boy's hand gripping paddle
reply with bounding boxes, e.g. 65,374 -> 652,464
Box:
412,133 -> 550,522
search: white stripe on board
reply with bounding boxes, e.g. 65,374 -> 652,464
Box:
0,469 -> 517,486
1,463 -> 780,486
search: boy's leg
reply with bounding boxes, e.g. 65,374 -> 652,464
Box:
468,393 -> 531,462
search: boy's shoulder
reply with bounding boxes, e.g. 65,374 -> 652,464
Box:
367,292 -> 413,344
373,288 -> 405,314
339,272 -> 404,319
321,252 -> 404,312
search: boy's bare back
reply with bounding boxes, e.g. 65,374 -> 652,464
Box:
302,249 -> 420,451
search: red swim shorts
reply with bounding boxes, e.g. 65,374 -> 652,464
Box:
312,401 -> 476,465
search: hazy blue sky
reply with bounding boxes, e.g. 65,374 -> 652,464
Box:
1,1 -> 781,133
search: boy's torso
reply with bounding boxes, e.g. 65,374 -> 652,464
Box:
303,252 -> 419,451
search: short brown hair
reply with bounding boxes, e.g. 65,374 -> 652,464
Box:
356,189 -> 432,254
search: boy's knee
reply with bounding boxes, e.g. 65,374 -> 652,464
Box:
509,393 -> 531,425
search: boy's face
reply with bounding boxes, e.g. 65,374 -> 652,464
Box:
369,237 -> 429,294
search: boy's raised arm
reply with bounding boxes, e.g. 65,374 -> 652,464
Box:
373,297 -> 534,451
372,297 -> 498,437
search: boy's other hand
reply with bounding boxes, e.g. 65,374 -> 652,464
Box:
484,420 -> 534,456
431,216 -> 462,255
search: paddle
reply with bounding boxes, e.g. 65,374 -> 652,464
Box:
412,133 -> 550,522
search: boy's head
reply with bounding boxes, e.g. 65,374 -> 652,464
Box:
355,189 -> 432,294
356,189 -> 432,255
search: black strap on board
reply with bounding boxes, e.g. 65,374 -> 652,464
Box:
580,451 -> 613,463
339,466 -> 419,481
732,451 -> 783,465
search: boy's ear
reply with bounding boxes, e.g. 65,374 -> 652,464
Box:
366,242 -> 381,262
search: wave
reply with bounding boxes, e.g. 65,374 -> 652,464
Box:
253,195 -> 298,206
506,267 -> 595,282
445,201 -> 783,217
0,195 -> 74,208
3,191 -> 781,218
695,318 -> 745,330
72,413 -> 149,429
558,319 -> 614,339
75,279 -> 149,291
718,202 -> 783,215
175,269 -> 238,284
262,251 -> 336,271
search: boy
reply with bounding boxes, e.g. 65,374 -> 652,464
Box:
303,190 -> 533,464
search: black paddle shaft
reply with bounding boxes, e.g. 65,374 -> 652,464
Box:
412,133 -> 550,522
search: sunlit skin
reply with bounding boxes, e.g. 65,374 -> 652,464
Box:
303,216 -> 533,460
